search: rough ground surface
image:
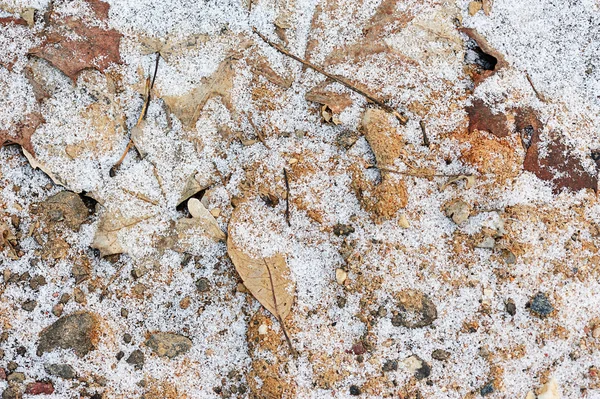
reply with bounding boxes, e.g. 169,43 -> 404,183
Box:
0,0 -> 599,398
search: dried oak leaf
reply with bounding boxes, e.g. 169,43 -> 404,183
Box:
227,214 -> 294,321
162,58 -> 236,130
29,0 -> 122,82
0,112 -> 44,155
466,98 -> 509,138
524,131 -> 597,193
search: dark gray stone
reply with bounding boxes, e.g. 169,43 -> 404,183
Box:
37,312 -> 99,357
44,363 -> 76,379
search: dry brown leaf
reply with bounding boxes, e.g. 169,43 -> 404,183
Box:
177,172 -> 215,206
305,85 -> 353,115
227,238 -> 294,321
227,215 -> 295,321
0,112 -> 44,155
162,58 -> 236,130
22,149 -> 66,188
29,0 -> 122,82
248,54 -> 293,89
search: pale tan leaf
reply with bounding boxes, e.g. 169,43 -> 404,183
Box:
180,198 -> 226,242
226,237 -> 294,321
177,172 -> 214,206
162,58 -> 236,130
22,149 -> 67,190
439,175 -> 475,191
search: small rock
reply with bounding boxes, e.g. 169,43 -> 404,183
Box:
195,278 -> 210,293
72,262 -> 90,284
7,372 -> 25,384
382,360 -> 398,372
37,311 -> 100,357
476,237 -> 495,249
258,324 -> 268,335
44,363 -> 76,379
505,299 -> 516,316
29,276 -> 47,290
25,382 -> 54,395
336,130 -> 359,149
593,326 -> 600,339
538,378 -> 560,399
121,308 -> 129,318
123,333 -> 132,344
480,381 -> 494,396
398,214 -> 410,228
73,287 -> 86,304
59,293 -> 70,304
391,289 -> 437,329
22,300 -> 37,312
335,268 -> 347,285
116,351 -> 124,360
179,296 -> 191,309
126,349 -> 145,366
349,385 -> 361,396
336,296 -> 347,308
468,0 -> 482,16
7,362 -> 17,372
1,386 -> 22,399
444,199 -> 471,224
500,249 -> 516,265
529,292 -> 554,317
431,349 -> 450,361
351,342 -> 366,355
333,224 -> 355,236
146,332 -> 192,358
42,191 -> 88,230
402,355 -> 431,380
52,304 -> 64,317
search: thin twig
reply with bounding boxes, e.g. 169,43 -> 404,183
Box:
283,168 -> 291,227
525,71 -> 546,103
373,165 -> 467,178
263,260 -> 297,356
252,27 -> 408,125
111,52 -> 161,175
419,120 -> 430,147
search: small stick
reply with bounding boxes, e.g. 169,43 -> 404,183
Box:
525,71 -> 546,103
264,260 -> 297,356
419,120 -> 430,147
111,52 -> 160,175
252,27 -> 408,125
283,168 -> 291,226
373,165 -> 467,178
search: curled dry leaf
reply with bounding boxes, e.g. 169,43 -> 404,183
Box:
305,85 -> 353,115
22,149 -> 66,189
177,172 -> 215,206
29,0 -> 122,82
0,112 -> 45,155
176,198 -> 226,243
440,175 -> 475,191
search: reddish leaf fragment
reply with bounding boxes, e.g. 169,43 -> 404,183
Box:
0,16 -> 27,26
0,112 -> 45,155
0,367 -> 5,380
524,131 -> 597,193
466,99 -> 509,138
29,0 -> 122,82
25,381 -> 55,395
459,28 -> 507,85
